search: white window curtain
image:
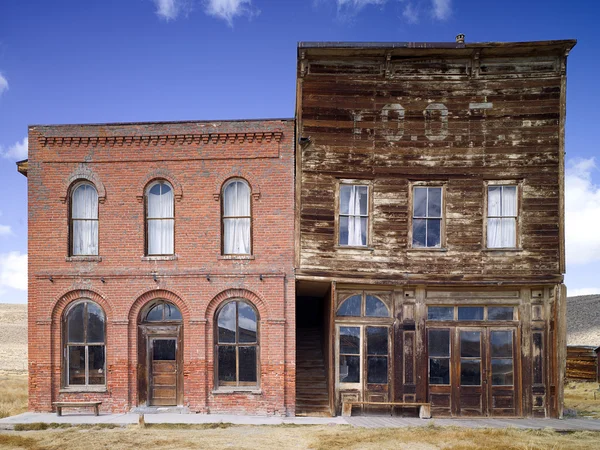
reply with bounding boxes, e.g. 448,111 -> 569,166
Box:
147,182 -> 174,255
223,180 -> 251,254
340,185 -> 368,246
72,184 -> 98,255
487,186 -> 517,248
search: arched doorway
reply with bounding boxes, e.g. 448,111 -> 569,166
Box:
138,300 -> 183,406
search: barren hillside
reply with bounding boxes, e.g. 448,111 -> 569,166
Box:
0,304 -> 27,372
567,295 -> 600,347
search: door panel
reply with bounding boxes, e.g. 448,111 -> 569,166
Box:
150,338 -> 177,406
457,329 -> 486,416
488,329 -> 517,416
427,328 -> 452,416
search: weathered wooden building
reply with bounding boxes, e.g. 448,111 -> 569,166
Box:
294,39 -> 576,418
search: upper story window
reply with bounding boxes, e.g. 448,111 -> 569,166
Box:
412,186 -> 442,248
146,181 -> 174,255
339,184 -> 369,247
222,179 -> 251,255
487,185 -> 517,248
71,182 -> 99,256
63,300 -> 106,387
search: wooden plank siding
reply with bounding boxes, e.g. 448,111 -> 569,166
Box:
566,346 -> 599,382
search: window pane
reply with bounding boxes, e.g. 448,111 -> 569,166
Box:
153,339 -> 176,360
341,216 -> 367,246
365,295 -> 389,317
339,216 -> 349,246
413,187 -> 427,217
488,186 -> 502,216
218,302 -> 236,343
68,346 -> 86,385
460,359 -> 481,386
72,184 -> 98,219
501,218 -> 516,248
488,307 -> 514,321
67,303 -> 85,343
148,219 -> 174,255
458,307 -> 484,321
88,345 -> 105,385
339,327 -> 360,354
426,219 -> 441,247
340,185 -> 352,215
491,331 -> 513,358
147,183 -> 173,218
223,217 -> 250,254
428,329 -> 450,357
337,295 -> 361,317
428,188 -> 442,217
87,303 -> 105,343
460,331 -> 481,358
223,181 -> 250,217
339,355 -> 360,383
429,358 -> 450,385
164,303 -> 182,321
492,359 -> 514,386
146,303 -> 164,322
367,356 -> 388,384
239,346 -> 257,383
238,302 -> 257,343
428,307 -> 453,321
412,218 -> 426,247
72,220 -> 98,256
367,327 -> 388,356
356,186 -> 368,215
218,346 -> 236,383
502,186 -> 517,216
487,217 -> 502,248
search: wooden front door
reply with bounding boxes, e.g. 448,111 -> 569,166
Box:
456,328 -> 487,416
149,337 -> 178,406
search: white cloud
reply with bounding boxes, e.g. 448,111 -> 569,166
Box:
565,158 -> 600,265
0,73 -> 7,97
0,251 -> 27,292
569,287 -> 600,297
0,225 -> 12,237
0,137 -> 28,160
431,0 -> 451,20
336,0 -> 386,10
153,0 -> 191,21
402,2 -> 419,23
204,0 -> 255,26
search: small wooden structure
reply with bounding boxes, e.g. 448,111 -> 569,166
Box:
566,346 -> 599,382
53,401 -> 102,416
342,401 -> 431,419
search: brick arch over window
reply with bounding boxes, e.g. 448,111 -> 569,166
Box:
213,170 -> 261,202
128,288 -> 191,324
136,169 -> 183,203
51,288 -> 112,324
61,165 -> 106,204
204,288 -> 268,321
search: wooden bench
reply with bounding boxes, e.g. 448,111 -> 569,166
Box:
342,401 -> 431,419
52,401 -> 102,416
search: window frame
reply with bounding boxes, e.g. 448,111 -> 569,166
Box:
145,180 -> 175,257
69,181 -> 99,257
62,299 -> 106,389
221,178 -> 253,256
335,179 -> 373,249
408,181 -> 446,250
214,299 -> 260,390
484,181 -> 521,250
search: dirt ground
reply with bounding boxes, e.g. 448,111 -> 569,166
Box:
0,304 -> 27,372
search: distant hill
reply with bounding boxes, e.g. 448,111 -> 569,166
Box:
567,295 -> 600,347
0,303 -> 27,372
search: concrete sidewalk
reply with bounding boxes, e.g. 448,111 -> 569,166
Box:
1,412 -> 600,431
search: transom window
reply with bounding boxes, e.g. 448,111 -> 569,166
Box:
487,185 -> 517,248
337,292 -> 390,318
216,300 -> 259,387
339,184 -> 369,247
412,186 -> 442,248
144,300 -> 182,322
222,179 -> 251,255
63,300 -> 105,386
427,306 -> 515,321
70,182 -> 99,256
146,181 -> 174,255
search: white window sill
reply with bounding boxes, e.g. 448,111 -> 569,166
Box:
60,386 -> 107,393
66,256 -> 102,262
218,255 -> 255,260
141,255 -> 178,261
212,388 -> 262,395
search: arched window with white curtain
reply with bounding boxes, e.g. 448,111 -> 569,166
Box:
146,181 -> 174,255
71,182 -> 99,256
222,179 -> 251,255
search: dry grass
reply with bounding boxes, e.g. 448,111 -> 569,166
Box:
0,304 -> 27,372
0,372 -> 28,419
564,381 -> 600,419
0,425 -> 599,450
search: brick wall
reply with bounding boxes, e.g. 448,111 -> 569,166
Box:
27,119 -> 296,415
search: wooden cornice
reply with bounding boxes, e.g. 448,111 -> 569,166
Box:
38,131 -> 284,147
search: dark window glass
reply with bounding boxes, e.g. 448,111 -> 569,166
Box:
87,303 -> 105,343
165,303 -> 182,321
460,331 -> 481,358
153,339 -> 176,361
488,307 -> 514,321
427,219 -> 441,247
146,303 -> 164,322
88,345 -> 105,385
339,355 -> 360,383
413,187 -> 427,217
218,346 -> 236,383
67,303 -> 85,342
367,357 -> 388,384
491,331 -> 513,358
492,359 -> 514,386
367,327 -> 388,355
238,302 -> 257,343
429,358 -> 450,385
68,346 -> 86,385
337,295 -> 361,317
458,307 -> 484,321
533,332 -> 544,385
428,188 -> 442,217
460,359 -> 481,386
218,302 -> 236,344
412,218 -> 426,247
428,329 -> 450,357
413,187 -> 442,248
428,307 -> 453,321
340,327 -> 360,354
365,295 -> 389,317
239,347 -> 257,383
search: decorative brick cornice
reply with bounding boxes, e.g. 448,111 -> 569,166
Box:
38,132 -> 283,147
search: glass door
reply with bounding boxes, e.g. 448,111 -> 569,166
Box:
487,329 -> 517,416
457,329 -> 486,416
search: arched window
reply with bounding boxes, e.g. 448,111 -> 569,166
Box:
144,300 -> 182,322
216,300 -> 258,387
336,293 -> 390,318
71,182 -> 99,256
146,181 -> 174,255
222,179 -> 251,255
63,300 -> 105,386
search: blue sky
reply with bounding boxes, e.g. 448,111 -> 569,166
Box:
0,0 -> 599,303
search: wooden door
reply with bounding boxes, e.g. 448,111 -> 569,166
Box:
149,338 -> 177,406
486,328 -> 518,416
456,328 -> 486,416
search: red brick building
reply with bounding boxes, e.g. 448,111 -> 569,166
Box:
22,119 -> 296,415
